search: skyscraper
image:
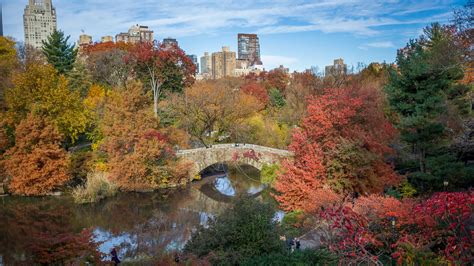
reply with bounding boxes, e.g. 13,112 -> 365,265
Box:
200,52 -> 212,76
238,33 -> 262,66
212,46 -> 236,79
23,0 -> 57,49
187,54 -> 199,74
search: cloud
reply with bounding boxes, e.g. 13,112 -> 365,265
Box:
3,0 -> 462,42
358,41 -> 395,50
262,55 -> 298,70
367,41 -> 395,48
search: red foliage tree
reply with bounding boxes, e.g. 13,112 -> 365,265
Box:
394,192 -> 473,264
275,86 -> 399,212
318,192 -> 473,264
125,42 -> 195,117
3,114 -> 70,195
266,68 -> 289,92
241,82 -> 269,106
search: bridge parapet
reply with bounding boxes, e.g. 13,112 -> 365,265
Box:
176,143 -> 293,181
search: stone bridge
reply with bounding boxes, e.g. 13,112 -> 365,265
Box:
177,144 -> 293,181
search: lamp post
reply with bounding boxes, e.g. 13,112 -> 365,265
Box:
443,180 -> 449,191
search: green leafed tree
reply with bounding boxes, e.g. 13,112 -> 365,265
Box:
42,30 -> 78,74
385,23 -> 473,191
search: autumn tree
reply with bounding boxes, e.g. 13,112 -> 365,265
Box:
170,80 -> 262,147
83,42 -> 131,88
0,37 -> 18,109
42,30 -> 77,74
5,64 -> 89,143
319,192 -> 473,265
275,86 -> 399,212
125,42 -> 195,117
3,114 -> 69,195
265,68 -> 290,92
241,81 -> 269,106
233,114 -> 290,149
99,82 -> 190,191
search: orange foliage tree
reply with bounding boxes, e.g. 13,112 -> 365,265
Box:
275,86 -> 399,212
99,82 -> 190,191
3,114 -> 69,195
241,81 -> 269,106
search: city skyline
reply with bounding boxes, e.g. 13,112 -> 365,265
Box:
3,0 -> 467,71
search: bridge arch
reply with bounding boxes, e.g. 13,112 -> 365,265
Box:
176,144 -> 293,181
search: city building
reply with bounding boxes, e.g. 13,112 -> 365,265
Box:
187,54 -> 199,74
163,38 -> 178,48
0,3 -> 3,37
78,33 -> 92,46
325,58 -> 347,77
200,52 -> 212,78
23,0 -> 57,49
237,33 -> 262,66
115,24 -> 153,44
212,46 -> 236,79
101,36 -> 114,43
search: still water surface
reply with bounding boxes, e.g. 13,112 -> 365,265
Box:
0,165 -> 270,263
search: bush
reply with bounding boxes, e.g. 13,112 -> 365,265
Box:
261,163 -> 281,185
184,197 -> 283,265
72,172 -> 116,204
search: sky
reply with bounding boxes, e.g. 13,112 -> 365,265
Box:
2,0 -> 467,72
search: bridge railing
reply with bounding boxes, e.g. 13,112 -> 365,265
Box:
176,143 -> 292,157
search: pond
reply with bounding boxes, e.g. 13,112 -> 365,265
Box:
0,164 -> 271,264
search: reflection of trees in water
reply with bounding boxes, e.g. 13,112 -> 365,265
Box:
0,198 -> 101,265
0,167 -> 264,263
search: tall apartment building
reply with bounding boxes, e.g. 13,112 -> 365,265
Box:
325,58 -> 347,77
187,54 -> 199,74
116,24 -> 153,44
23,0 -> 57,49
163,38 -> 178,49
200,52 -> 212,76
212,46 -> 236,79
238,33 -> 262,66
101,36 -> 114,43
78,33 -> 92,46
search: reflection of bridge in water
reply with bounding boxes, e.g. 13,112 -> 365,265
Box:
177,144 -> 293,181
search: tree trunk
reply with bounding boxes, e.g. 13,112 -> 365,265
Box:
419,147 -> 426,173
153,93 -> 158,118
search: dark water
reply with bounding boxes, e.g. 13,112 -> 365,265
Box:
0,165 -> 269,264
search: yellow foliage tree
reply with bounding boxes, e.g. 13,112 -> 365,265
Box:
170,81 -> 262,146
5,64 -> 89,143
0,37 -> 18,108
236,114 -> 291,149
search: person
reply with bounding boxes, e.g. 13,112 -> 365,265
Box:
295,238 -> 301,250
111,248 -> 121,265
289,237 -> 295,253
174,253 -> 180,263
